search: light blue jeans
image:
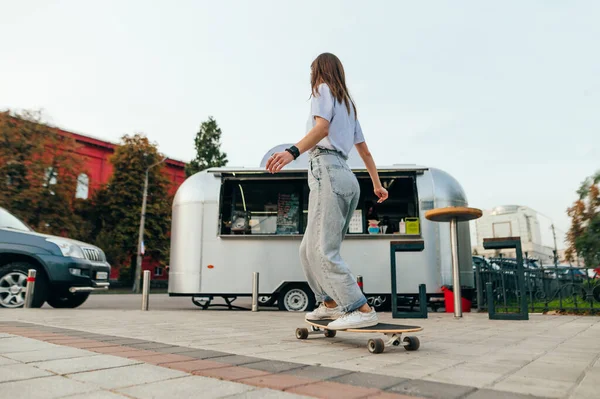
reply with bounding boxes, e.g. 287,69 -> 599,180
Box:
299,147 -> 367,313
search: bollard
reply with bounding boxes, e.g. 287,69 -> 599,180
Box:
357,275 -> 364,293
141,270 -> 150,311
24,269 -> 37,309
252,272 -> 259,312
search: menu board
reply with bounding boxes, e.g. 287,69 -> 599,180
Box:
276,192 -> 299,234
348,209 -> 363,233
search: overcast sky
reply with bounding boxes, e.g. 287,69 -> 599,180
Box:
2,1 -> 599,249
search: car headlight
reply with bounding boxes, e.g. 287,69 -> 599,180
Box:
46,238 -> 85,259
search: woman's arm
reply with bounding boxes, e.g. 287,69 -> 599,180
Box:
265,116 -> 329,173
355,141 -> 388,203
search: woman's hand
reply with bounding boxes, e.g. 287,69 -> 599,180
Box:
266,151 -> 294,173
374,186 -> 388,203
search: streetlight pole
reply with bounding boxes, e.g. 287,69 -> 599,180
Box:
133,156 -> 167,293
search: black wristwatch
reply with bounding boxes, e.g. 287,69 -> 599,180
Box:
285,145 -> 300,160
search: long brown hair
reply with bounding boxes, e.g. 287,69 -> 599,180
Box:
311,53 -> 357,118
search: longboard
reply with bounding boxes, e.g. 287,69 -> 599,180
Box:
296,319 -> 423,354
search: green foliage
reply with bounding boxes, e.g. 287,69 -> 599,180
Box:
566,170 -> 600,266
0,110 -> 83,236
91,134 -> 172,267
185,116 -> 228,177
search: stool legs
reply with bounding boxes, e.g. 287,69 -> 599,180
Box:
450,218 -> 462,318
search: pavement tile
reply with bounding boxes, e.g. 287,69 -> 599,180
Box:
388,379 -> 476,399
364,392 -> 422,399
44,336 -> 94,343
222,388 -> 314,398
238,374 -> 315,391
67,341 -> 123,350
244,359 -> 307,373
128,353 -> 195,365
33,354 -> 140,374
17,332 -> 64,339
125,342 -> 174,350
281,365 -> 353,381
99,338 -> 151,345
492,376 -> 574,398
110,349 -> 161,358
4,347 -> 96,363
329,371 -> 407,390
68,363 -> 188,389
465,389 -> 549,399
0,336 -> 58,354
117,375 -> 251,399
514,361 -> 586,383
422,367 -> 504,388
194,365 -> 271,381
208,354 -> 264,366
0,375 -> 97,399
149,345 -> 198,354
50,330 -> 91,336
89,345 -> 128,354
162,359 -> 230,372
58,391 -> 131,399
287,381 -> 381,399
89,336 -> 131,342
569,370 -> 599,399
0,356 -> 18,365
0,333 -> 12,338
172,348 -> 232,359
0,328 -> 28,334
0,363 -> 53,383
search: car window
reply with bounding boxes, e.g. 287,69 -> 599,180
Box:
0,208 -> 32,232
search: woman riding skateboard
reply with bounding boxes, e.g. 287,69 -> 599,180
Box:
265,52 -> 388,329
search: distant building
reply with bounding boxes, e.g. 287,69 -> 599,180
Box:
473,205 -> 555,264
54,127 -> 186,281
557,249 -> 584,266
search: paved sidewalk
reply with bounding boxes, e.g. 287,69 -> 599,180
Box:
1,308 -> 599,399
0,330 -> 312,399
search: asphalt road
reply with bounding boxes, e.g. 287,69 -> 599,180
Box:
73,293 -> 280,311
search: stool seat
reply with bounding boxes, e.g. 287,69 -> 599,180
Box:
425,206 -> 482,223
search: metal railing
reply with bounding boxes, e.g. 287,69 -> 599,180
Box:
473,256 -> 600,314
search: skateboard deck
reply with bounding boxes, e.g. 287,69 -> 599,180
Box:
306,319 -> 423,333
296,319 -> 423,354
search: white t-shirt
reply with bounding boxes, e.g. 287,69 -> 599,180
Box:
306,83 -> 365,158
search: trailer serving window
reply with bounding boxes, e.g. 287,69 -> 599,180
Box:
218,171 -> 419,236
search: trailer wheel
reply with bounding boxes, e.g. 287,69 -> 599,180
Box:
278,283 -> 315,312
367,295 -> 391,312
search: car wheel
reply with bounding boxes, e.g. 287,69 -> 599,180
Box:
46,290 -> 90,308
278,283 -> 315,312
0,262 -> 47,308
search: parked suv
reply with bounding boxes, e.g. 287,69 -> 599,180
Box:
0,207 -> 110,308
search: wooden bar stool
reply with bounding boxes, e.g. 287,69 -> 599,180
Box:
425,206 -> 482,318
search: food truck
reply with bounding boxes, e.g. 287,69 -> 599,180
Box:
168,144 -> 474,311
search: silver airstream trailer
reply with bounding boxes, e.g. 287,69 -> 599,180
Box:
168,144 -> 474,311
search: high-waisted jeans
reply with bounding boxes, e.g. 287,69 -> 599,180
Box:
299,147 -> 367,313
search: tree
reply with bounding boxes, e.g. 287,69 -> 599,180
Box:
92,134 -> 172,273
185,116 -> 228,177
566,171 -> 600,267
0,110 -> 83,236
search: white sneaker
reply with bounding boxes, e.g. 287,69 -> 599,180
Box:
326,309 -> 378,330
305,303 -> 345,320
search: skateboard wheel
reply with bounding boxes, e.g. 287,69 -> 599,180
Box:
403,336 -> 420,351
368,338 -> 385,354
324,329 -> 336,338
296,328 -> 309,340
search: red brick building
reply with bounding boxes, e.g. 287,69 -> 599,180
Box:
58,127 -> 187,281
